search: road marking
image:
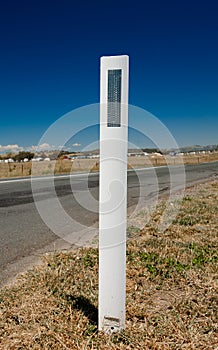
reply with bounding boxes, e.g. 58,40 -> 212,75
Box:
0,167 -> 166,185
0,172 -> 98,184
0,160 -> 217,185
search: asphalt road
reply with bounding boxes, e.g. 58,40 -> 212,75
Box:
0,161 -> 218,285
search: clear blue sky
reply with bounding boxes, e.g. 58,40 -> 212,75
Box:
0,0 -> 217,151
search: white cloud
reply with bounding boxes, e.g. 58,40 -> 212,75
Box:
28,143 -> 53,151
0,144 -> 23,153
0,143 -> 72,154
72,143 -> 81,147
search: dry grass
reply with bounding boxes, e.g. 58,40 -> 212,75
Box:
0,152 -> 218,178
0,180 -> 218,349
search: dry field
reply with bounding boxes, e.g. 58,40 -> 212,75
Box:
0,151 -> 218,178
0,180 -> 217,349
0,159 -> 100,178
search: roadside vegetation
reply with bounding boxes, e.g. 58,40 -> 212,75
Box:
0,180 -> 217,349
0,151 -> 218,178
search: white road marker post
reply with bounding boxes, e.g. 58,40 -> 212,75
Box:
99,55 -> 129,333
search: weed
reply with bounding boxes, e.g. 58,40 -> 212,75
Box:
174,215 -> 198,226
127,225 -> 141,238
82,249 -> 98,268
182,195 -> 193,201
0,179 -> 217,349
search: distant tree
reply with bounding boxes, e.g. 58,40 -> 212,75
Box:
13,151 -> 34,162
57,150 -> 71,159
6,152 -> 13,158
142,148 -> 163,154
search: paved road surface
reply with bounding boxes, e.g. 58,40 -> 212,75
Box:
0,161 -> 217,285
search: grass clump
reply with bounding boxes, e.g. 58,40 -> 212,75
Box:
0,180 -> 218,349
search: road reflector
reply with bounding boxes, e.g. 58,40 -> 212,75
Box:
99,55 -> 129,332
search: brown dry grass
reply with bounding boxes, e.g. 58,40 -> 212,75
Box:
0,152 -> 218,178
0,180 -> 217,349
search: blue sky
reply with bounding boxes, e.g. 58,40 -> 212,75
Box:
0,0 -> 217,152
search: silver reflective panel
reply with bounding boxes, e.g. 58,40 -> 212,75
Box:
107,69 -> 122,127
